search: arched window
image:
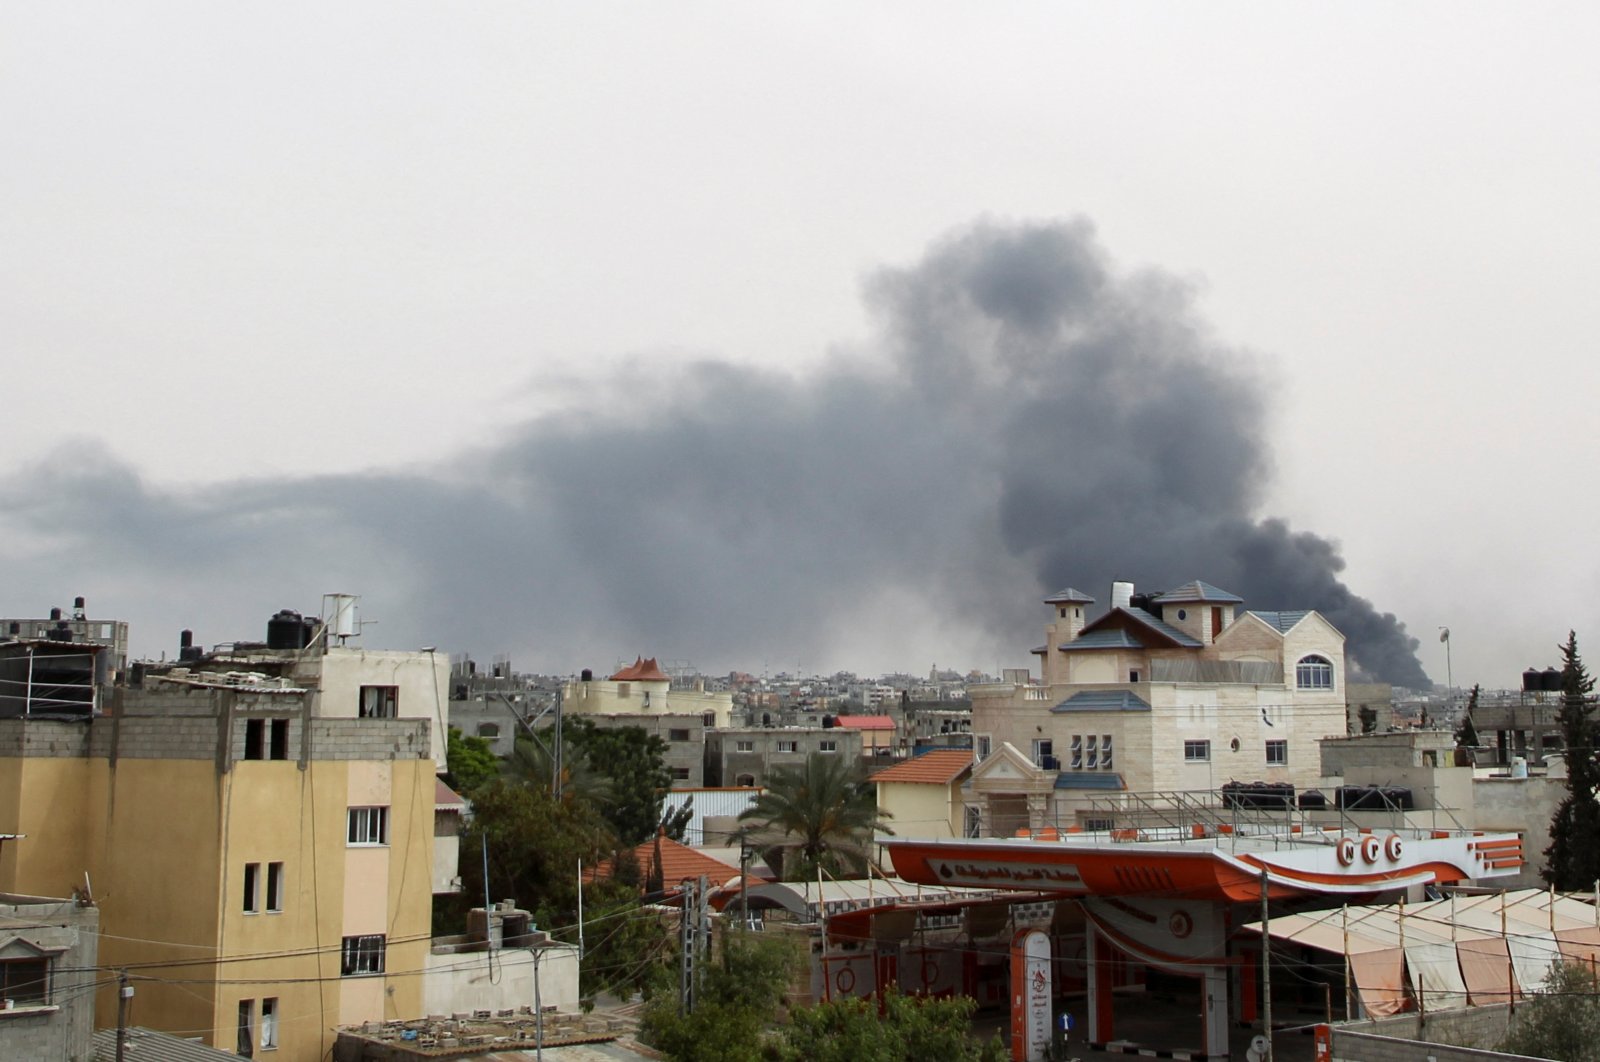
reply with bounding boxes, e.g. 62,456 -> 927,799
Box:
735,774 -> 757,787
1296,655 -> 1334,690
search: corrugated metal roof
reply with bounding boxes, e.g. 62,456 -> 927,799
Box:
1050,690 -> 1151,712
659,788 -> 761,845
1043,587 -> 1095,604
94,1027 -> 237,1061
1054,771 -> 1126,790
1247,610 -> 1312,633
1058,629 -> 1147,651
1123,607 -> 1204,647
1151,580 -> 1244,604
872,749 -> 973,785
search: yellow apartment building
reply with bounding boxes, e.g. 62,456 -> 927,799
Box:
0,635 -> 449,1061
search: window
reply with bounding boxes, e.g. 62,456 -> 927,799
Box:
260,997 -> 278,1050
976,736 -> 991,761
1102,734 -> 1113,770
1212,606 -> 1224,638
238,999 -> 255,1057
776,740 -> 798,753
1070,735 -> 1083,770
476,723 -> 500,739
269,719 -> 289,760
1296,655 -> 1334,691
668,728 -> 690,742
819,740 -> 838,752
617,682 -> 631,699
243,863 -> 260,913
358,685 -> 398,718
735,740 -> 754,752
1129,670 -> 1141,683
1083,817 -> 1114,832
347,806 -> 388,846
1086,735 -> 1099,770
341,934 -> 386,976
671,766 -> 691,780
964,806 -> 982,838
1031,739 -> 1054,769
1266,740 -> 1288,766
1184,740 -> 1211,763
245,719 -> 265,760
0,958 -> 49,1006
735,773 -> 756,786
266,862 -> 284,913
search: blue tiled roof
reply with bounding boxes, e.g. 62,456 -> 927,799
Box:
1248,610 -> 1311,633
1124,607 -> 1204,647
1044,586 -> 1096,604
1054,771 -> 1126,790
1051,689 -> 1151,712
1030,644 -> 1048,655
1059,629 -> 1146,651
1152,580 -> 1244,604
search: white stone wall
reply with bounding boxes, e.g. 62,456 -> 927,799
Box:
423,943 -> 580,1016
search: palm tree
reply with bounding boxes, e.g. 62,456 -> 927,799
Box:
738,753 -> 892,880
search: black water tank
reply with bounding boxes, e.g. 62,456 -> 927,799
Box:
581,668 -> 594,682
49,607 -> 61,621
1523,668 -> 1543,692
1542,667 -> 1563,692
267,610 -> 307,650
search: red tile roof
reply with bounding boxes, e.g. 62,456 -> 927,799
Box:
871,749 -> 973,786
593,834 -> 758,891
834,714 -> 895,730
435,779 -> 466,810
610,656 -> 669,681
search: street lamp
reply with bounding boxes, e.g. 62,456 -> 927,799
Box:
1438,627 -> 1454,721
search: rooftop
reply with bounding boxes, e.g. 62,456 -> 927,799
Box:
1150,580 -> 1244,604
872,749 -> 973,785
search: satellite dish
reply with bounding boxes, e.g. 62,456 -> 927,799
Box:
1245,1035 -> 1269,1062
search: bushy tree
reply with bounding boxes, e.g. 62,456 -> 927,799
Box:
566,718 -> 674,846
443,777 -> 670,997
1500,961 -> 1600,1062
738,753 -> 892,880
444,726 -> 498,795
1544,632 -> 1600,889
639,933 -> 803,1061
778,989 -> 1007,1062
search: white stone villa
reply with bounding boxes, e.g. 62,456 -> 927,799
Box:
967,579 -> 1348,834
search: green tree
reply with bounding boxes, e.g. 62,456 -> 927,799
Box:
1500,961 -> 1600,1062
566,719 -> 674,846
639,932 -> 803,1061
777,989 -> 1007,1062
1544,632 -> 1600,889
444,726 -> 499,795
738,753 -> 891,880
444,777 -> 669,997
1455,685 -> 1481,749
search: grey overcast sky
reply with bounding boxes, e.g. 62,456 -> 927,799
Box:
3,4 -> 1598,689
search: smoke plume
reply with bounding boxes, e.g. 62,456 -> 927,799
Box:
0,218 -> 1427,685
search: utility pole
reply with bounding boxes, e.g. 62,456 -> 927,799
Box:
533,946 -> 544,1062
679,878 -> 697,1015
1260,873 -> 1274,1062
115,970 -> 132,1062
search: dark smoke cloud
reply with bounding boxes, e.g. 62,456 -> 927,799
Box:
0,218 -> 1427,686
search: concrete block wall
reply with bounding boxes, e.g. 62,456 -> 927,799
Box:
306,718 -> 432,761
0,719 -> 95,758
1332,1004 -> 1548,1059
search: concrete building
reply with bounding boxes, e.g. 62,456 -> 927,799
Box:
969,579 -> 1349,830
562,657 -> 734,727
0,891 -> 99,1062
0,597 -> 129,677
704,727 -> 864,788
871,749 -> 974,845
0,609 -> 451,1062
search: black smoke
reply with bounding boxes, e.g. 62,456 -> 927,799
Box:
0,218 -> 1426,685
